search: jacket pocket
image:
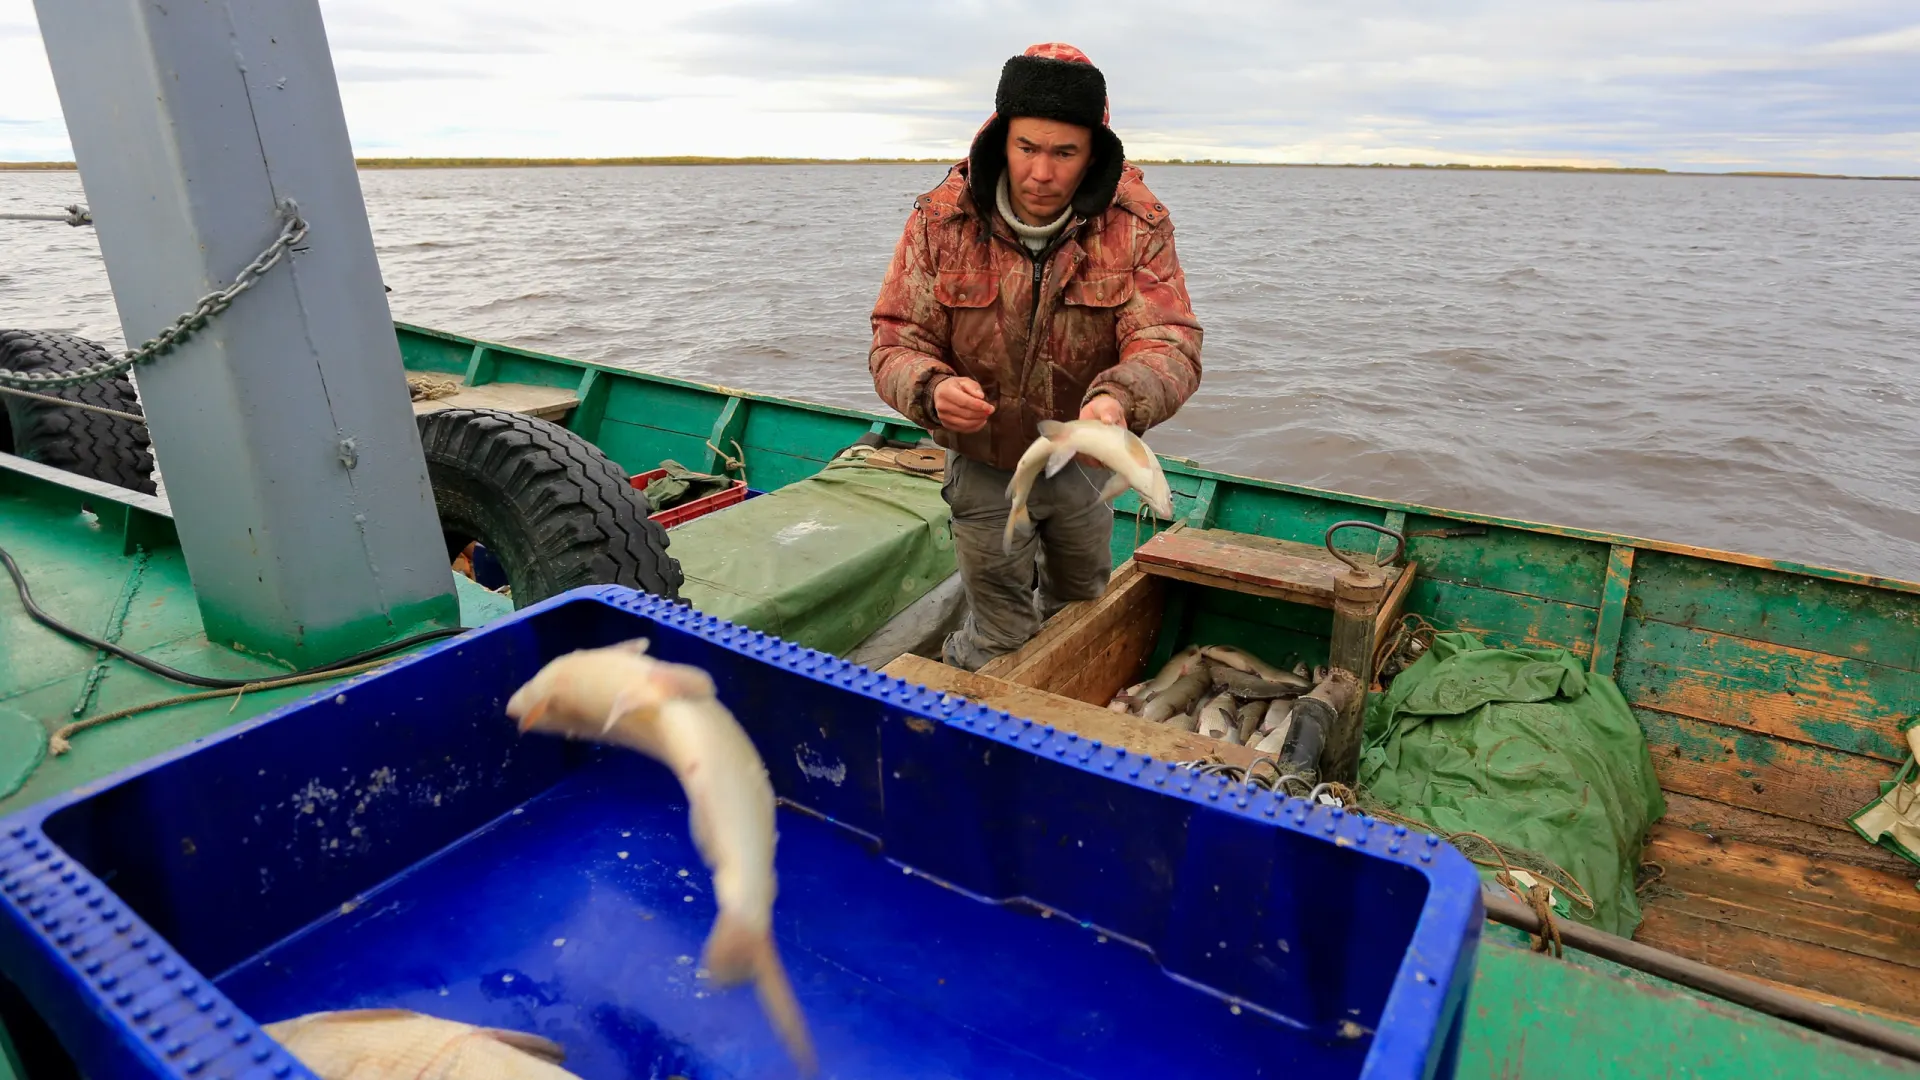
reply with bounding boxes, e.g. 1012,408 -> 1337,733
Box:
935,270 -> 997,309
1062,269 -> 1135,308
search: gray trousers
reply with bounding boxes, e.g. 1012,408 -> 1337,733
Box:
941,452 -> 1115,671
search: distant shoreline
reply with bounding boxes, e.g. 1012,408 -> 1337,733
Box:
2,156 -> 1914,181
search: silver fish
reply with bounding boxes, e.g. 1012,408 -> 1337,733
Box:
1107,679 -> 1151,713
1201,645 -> 1292,684
1259,698 -> 1294,737
508,640 -> 817,1076
1143,645 -> 1203,695
1141,667 -> 1211,721
261,1008 -> 581,1080
1197,692 -> 1237,740
1165,711 -> 1199,732
1252,725 -> 1290,755
1235,700 -> 1266,743
1002,419 -> 1175,553
1210,666 -> 1311,699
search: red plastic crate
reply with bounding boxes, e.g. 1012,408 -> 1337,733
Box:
631,467 -> 748,529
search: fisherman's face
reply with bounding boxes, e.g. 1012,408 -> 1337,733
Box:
1004,117 -> 1093,225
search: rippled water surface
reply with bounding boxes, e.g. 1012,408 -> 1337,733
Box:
3,165 -> 1917,578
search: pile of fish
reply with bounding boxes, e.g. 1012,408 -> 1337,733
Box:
1110,644 -> 1327,754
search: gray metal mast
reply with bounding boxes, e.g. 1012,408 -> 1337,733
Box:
30,0 -> 459,664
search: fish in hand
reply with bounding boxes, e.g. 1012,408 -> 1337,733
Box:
1002,419 -> 1175,553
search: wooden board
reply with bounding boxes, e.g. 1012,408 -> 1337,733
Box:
1635,708 -> 1892,831
978,560 -> 1164,706
1656,792 -> 1920,878
1639,824 -> 1920,968
1373,558 -> 1418,656
1634,905 -> 1920,1023
413,381 -> 580,422
1134,528 -> 1401,609
883,654 -> 1264,770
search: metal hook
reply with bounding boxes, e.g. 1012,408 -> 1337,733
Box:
1324,519 -> 1406,572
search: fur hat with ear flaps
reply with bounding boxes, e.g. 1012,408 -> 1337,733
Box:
967,43 -> 1127,223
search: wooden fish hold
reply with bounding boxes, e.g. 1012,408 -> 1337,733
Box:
262,1008 -> 583,1079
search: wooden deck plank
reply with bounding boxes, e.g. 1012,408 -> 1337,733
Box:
412,381 -> 580,422
1618,617 -> 1919,763
1640,825 -> 1920,969
1657,792 -> 1920,878
1133,528 -> 1399,609
883,654 -> 1264,770
1635,708 -> 1891,830
1634,905 -> 1920,1023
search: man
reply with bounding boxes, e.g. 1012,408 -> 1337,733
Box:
870,42 -> 1203,671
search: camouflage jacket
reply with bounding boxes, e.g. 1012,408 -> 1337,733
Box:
868,159 -> 1203,471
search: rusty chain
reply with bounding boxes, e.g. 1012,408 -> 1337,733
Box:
0,200 -> 309,391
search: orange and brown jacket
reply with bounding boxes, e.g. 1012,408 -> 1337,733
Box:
869,149 -> 1203,471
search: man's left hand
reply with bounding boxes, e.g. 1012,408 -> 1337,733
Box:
1074,394 -> 1125,468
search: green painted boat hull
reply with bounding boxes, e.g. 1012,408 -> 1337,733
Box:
3,319 -> 1917,1077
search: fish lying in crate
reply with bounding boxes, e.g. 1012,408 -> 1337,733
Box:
1110,645 -> 1358,787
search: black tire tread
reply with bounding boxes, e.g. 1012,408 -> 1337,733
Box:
416,407 -> 682,606
0,329 -> 156,494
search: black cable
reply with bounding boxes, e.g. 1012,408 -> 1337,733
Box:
1,544 -> 465,689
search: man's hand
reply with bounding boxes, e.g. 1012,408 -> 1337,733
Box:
1073,393 -> 1125,467
1079,394 -> 1124,427
934,377 -> 995,434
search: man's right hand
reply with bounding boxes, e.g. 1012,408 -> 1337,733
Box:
933,377 -> 995,434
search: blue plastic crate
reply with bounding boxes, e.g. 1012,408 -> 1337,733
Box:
0,585 -> 1481,1079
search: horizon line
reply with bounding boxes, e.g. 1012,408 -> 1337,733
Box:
1,156 -> 1915,181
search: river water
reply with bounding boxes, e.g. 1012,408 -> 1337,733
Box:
3,165 -> 1917,579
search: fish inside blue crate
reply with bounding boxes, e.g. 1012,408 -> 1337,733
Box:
262,1008 -> 583,1079
507,639 -> 818,1077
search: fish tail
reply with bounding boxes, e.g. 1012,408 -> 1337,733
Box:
704,910 -> 818,1076
1002,502 -> 1030,555
754,937 -> 818,1077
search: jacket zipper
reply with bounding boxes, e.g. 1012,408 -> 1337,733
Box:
1029,250 -> 1046,330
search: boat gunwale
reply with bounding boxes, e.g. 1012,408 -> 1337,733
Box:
394,321 -> 1920,600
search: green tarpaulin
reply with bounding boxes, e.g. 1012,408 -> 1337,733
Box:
669,454 -> 956,657
1359,631 -> 1666,937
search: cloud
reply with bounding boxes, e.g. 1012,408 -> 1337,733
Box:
0,0 -> 1913,174
334,64 -> 492,83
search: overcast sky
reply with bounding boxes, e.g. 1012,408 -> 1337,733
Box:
2,0 -> 1916,174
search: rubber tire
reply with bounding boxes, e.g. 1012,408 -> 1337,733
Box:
0,330 -> 156,494
417,407 -> 683,607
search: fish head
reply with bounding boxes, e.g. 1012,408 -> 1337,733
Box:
1119,430 -> 1175,519
507,640 -> 669,738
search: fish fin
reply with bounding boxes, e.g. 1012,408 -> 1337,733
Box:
615,637 -> 651,657
1036,419 -> 1068,440
603,686 -> 655,735
1043,445 -> 1078,478
479,1028 -> 569,1064
652,661 -> 716,702
515,697 -> 551,734
753,939 -> 819,1078
1125,434 -> 1153,468
704,910 -> 820,1075
270,1008 -> 421,1027
1095,472 -> 1131,504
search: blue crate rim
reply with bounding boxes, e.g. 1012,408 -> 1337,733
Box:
0,583 -> 1483,1078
